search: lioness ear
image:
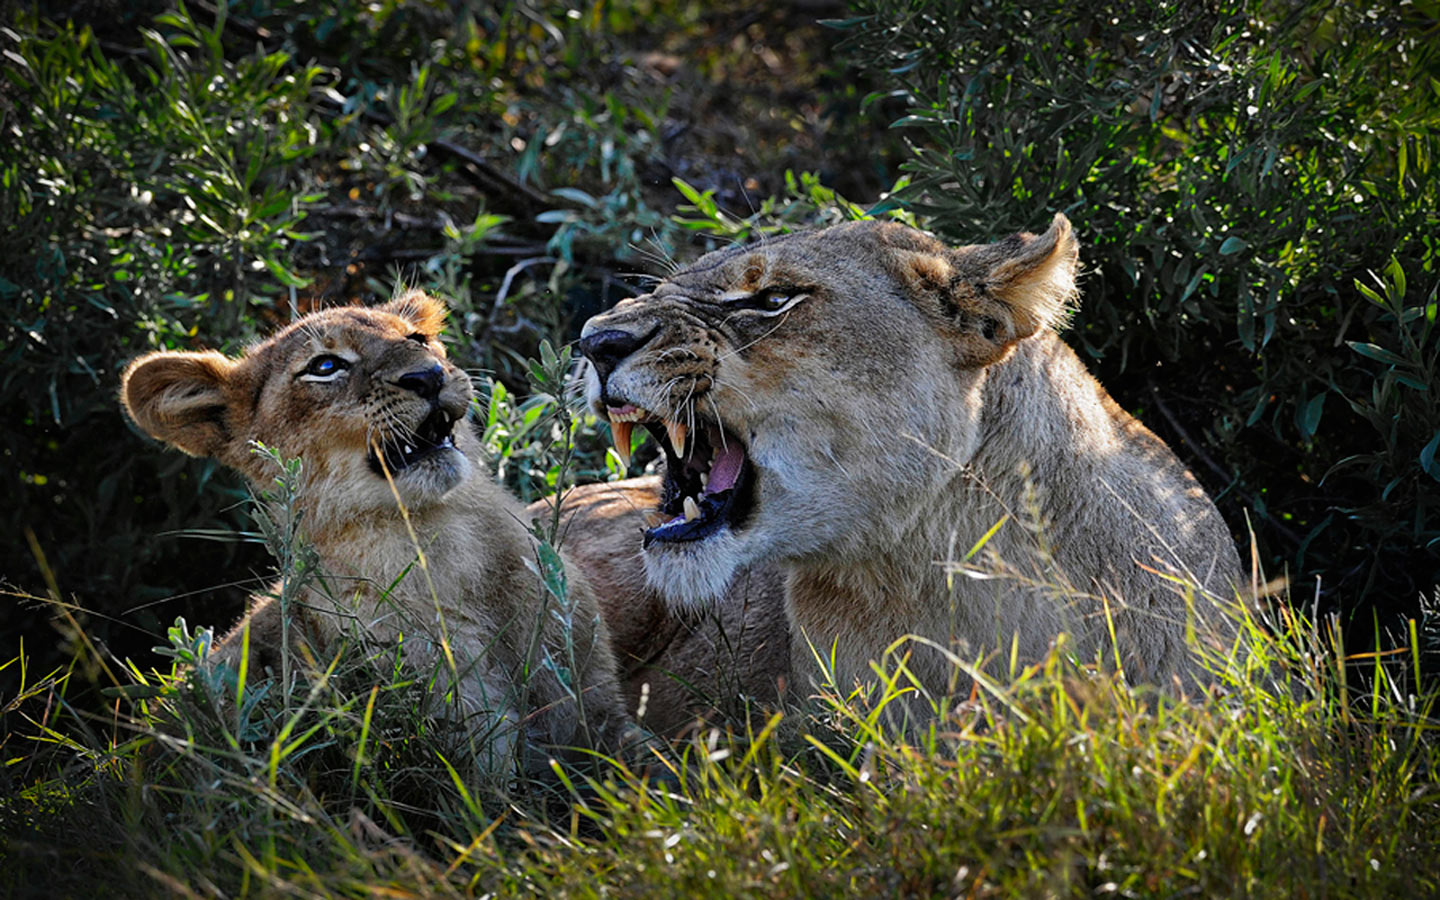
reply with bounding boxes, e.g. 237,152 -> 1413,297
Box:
122,351 -> 237,458
973,213 -> 1079,338
896,214 -> 1079,368
382,290 -> 448,337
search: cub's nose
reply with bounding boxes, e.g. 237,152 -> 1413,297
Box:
394,363 -> 445,400
578,327 -> 651,383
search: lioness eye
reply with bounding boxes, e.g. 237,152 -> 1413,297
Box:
299,355 -> 350,381
406,332 -> 429,344
741,286 -> 805,313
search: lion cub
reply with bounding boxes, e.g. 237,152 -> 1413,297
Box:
579,215 -> 1245,706
123,292 -> 626,771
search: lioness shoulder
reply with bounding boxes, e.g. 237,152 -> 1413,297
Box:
578,215 -> 1244,704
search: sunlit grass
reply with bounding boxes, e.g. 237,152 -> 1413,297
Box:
3,581 -> 1437,899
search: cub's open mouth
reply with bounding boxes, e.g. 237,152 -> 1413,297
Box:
369,407 -> 460,476
607,405 -> 755,546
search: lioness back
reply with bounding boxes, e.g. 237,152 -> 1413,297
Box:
122,292 -> 627,773
577,216 -> 1244,704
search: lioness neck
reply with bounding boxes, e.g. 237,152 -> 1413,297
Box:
788,332 -> 1239,694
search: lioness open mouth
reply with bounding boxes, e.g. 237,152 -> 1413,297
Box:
607,405 -> 755,546
368,407 -> 461,476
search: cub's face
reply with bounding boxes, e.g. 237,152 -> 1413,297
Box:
123,293 -> 475,522
579,218 -> 1078,605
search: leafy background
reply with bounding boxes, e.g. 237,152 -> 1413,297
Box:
2,0 -> 1438,718
3,2 -> 1440,896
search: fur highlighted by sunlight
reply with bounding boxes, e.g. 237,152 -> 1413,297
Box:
122,292 -> 627,773
579,215 -> 1244,701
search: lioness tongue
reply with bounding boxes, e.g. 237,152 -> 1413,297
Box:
705,442 -> 745,494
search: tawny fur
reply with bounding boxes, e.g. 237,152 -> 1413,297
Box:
122,292 -> 626,772
533,477 -> 789,736
580,215 -> 1245,706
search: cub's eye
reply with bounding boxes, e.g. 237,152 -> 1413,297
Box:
406,332 -> 430,345
737,285 -> 807,314
299,355 -> 350,382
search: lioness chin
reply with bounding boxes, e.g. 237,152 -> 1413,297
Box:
579,215 -> 1244,706
123,292 -> 627,774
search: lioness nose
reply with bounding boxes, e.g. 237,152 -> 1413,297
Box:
395,363 -> 445,400
579,328 -> 648,383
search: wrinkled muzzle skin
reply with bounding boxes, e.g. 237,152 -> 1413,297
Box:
581,217 -> 1243,698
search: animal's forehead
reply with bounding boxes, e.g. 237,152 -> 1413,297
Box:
660,221 -> 936,296
261,308 -> 414,358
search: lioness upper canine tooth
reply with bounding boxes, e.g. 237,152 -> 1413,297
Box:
666,420 -> 688,458
404,444 -> 414,456
609,418 -> 634,468
683,495 -> 701,522
699,471 -> 710,489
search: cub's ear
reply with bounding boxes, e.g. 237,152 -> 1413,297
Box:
121,351 -> 237,458
895,214 -> 1079,367
382,290 -> 448,337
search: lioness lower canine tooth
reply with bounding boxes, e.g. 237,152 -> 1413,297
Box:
683,495 -> 701,522
609,418 -> 633,468
666,420 -> 688,458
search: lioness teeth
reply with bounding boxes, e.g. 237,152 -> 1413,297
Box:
608,405 -> 651,423
666,420 -> 688,458
609,418 -> 634,468
683,495 -> 701,522
404,444 -> 415,456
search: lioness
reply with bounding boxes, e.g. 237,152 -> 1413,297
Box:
123,292 -> 628,772
579,215 -> 1244,703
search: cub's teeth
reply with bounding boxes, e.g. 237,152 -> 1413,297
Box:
699,471 -> 710,489
403,444 -> 415,456
609,418 -> 634,468
666,420 -> 688,458
683,495 -> 701,522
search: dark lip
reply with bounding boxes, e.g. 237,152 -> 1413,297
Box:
366,406 -> 460,476
640,419 -> 756,547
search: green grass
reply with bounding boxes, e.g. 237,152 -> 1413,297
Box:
3,580 -> 1437,898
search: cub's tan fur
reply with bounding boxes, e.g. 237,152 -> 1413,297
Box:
122,293 -> 626,771
534,477 -> 789,736
580,216 -> 1244,702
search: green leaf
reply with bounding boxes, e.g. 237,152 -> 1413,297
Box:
671,177 -> 705,206
431,92 -> 457,116
1384,257 -> 1406,302
550,187 -> 598,208
1354,278 -> 1386,306
1296,392 -> 1325,440
1346,341 -> 1407,366
1421,431 -> 1440,481
262,256 -> 311,287
1218,236 -> 1248,255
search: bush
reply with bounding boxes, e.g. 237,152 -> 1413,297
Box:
834,0 -> 1440,635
